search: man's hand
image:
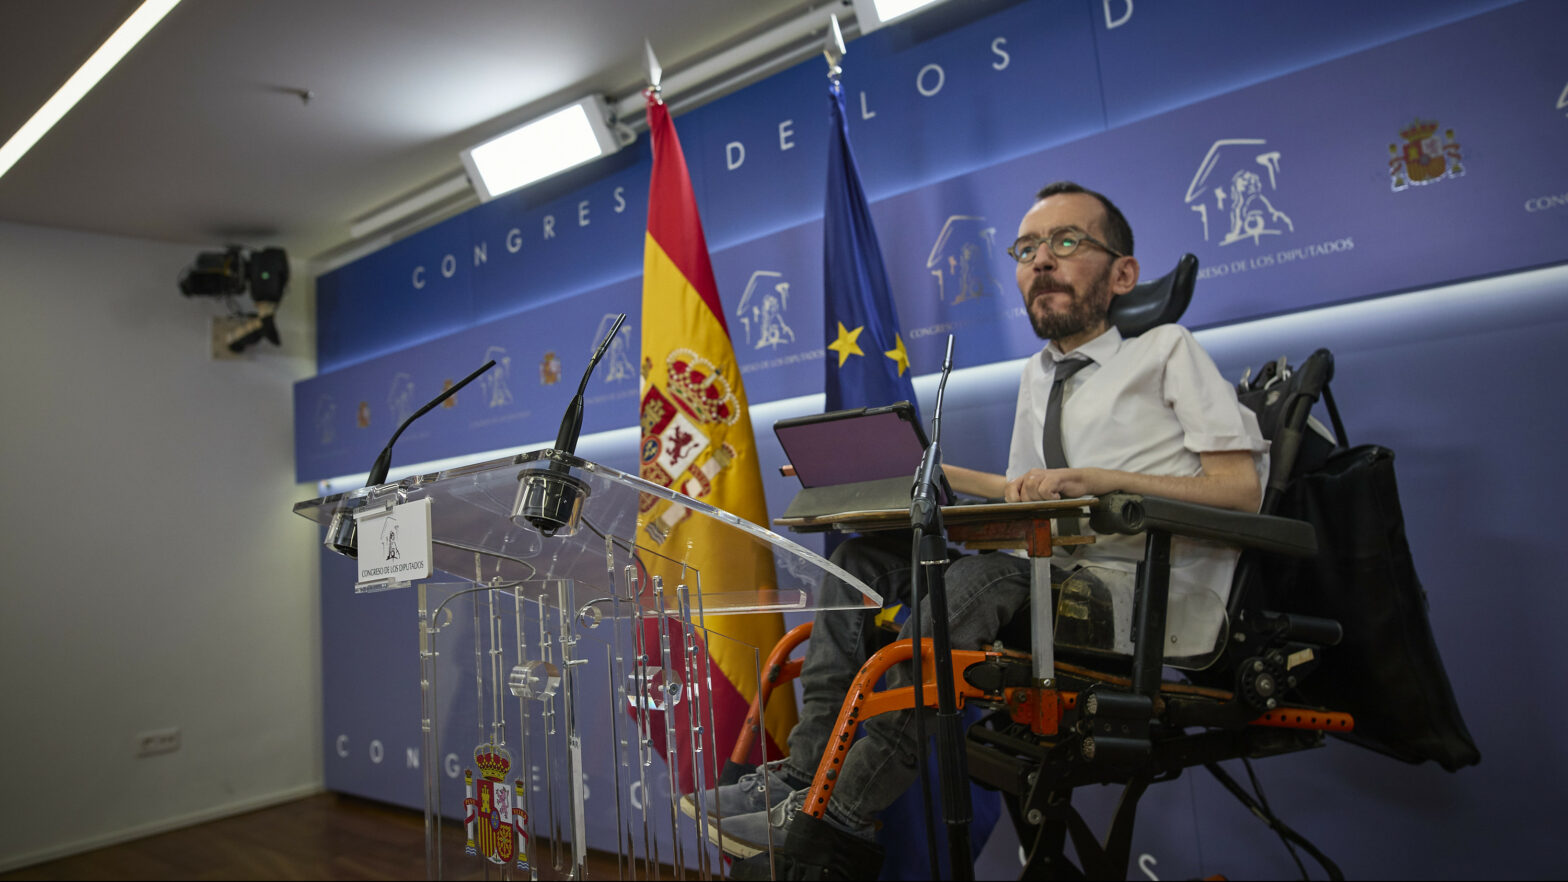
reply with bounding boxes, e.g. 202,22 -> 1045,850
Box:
1005,468 -> 1110,502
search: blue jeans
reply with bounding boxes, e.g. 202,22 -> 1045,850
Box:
781,535 -> 1033,824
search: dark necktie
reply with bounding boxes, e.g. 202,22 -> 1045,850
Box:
1041,356 -> 1092,469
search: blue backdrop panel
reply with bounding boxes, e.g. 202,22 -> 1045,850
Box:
299,2 -> 1566,483
313,0 -> 1529,375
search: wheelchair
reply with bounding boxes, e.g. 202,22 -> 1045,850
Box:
724,254 -> 1478,880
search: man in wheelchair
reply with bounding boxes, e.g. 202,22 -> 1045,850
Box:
683,181 -> 1277,879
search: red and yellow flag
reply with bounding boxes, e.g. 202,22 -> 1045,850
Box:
637,90 -> 794,786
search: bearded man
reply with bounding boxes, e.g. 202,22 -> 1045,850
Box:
689,181 -> 1269,880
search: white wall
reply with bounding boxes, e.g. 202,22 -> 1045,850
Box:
0,221 -> 322,870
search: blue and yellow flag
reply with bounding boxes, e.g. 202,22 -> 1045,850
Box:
822,74 -> 1002,880
823,78 -> 918,418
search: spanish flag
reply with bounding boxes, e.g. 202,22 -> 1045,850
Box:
637,89 -> 794,789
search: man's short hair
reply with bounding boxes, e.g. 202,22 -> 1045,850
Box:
1034,181 -> 1134,257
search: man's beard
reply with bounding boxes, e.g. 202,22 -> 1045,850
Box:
1026,266 -> 1113,341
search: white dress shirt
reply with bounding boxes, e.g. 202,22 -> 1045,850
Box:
1006,324 -> 1269,659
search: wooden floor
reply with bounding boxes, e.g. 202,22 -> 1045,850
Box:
0,792 -> 636,881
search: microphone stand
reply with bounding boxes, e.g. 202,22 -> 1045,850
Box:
909,335 -> 973,881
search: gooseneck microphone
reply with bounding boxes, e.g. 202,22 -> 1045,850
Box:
367,359 -> 498,486
323,358 -> 497,558
513,313 -> 628,537
553,313 -> 626,457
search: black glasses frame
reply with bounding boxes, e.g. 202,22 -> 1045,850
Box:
1006,227 -> 1126,264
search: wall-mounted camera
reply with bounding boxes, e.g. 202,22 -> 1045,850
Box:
179,245 -> 290,353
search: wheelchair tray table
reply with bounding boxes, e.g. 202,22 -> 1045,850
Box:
774,496 -> 1097,557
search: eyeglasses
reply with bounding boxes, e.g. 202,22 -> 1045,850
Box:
1006,227 -> 1126,264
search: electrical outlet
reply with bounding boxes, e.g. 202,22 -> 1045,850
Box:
136,727 -> 181,757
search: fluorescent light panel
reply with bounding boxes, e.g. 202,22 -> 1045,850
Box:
460,95 -> 620,202
852,0 -> 950,33
0,0 -> 181,182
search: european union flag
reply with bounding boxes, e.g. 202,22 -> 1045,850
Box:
823,78 -> 918,418
821,76 -> 1002,881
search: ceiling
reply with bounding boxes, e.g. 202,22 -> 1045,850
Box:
0,0 -> 850,262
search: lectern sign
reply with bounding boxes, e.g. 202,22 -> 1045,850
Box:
353,497 -> 432,589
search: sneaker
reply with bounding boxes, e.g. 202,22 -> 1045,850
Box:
728,809 -> 885,881
677,758 -> 800,822
711,787 -> 806,859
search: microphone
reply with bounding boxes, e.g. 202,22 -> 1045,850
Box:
513,313 -> 628,538
911,335 -> 956,529
323,358 -> 497,558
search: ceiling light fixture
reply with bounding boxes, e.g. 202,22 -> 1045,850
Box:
459,95 -> 623,202
851,0 -> 951,33
0,0 -> 182,183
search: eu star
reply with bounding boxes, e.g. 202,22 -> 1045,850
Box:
827,321 -> 865,367
883,333 -> 910,376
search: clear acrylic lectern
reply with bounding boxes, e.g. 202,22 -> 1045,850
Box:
295,449 -> 879,879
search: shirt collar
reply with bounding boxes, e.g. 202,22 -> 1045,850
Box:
1045,325 -> 1123,367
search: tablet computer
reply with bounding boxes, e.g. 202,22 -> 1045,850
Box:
774,401 -> 928,488
773,401 -> 949,520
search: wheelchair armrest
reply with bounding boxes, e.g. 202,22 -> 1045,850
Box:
1089,492 -> 1317,558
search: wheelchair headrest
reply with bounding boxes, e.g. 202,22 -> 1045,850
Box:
1108,253 -> 1198,337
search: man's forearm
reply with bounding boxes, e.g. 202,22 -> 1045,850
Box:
944,464 -> 1007,500
1091,468 -> 1259,512
1100,450 -> 1261,511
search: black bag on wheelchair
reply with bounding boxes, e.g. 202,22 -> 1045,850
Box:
1241,354 -> 1481,772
